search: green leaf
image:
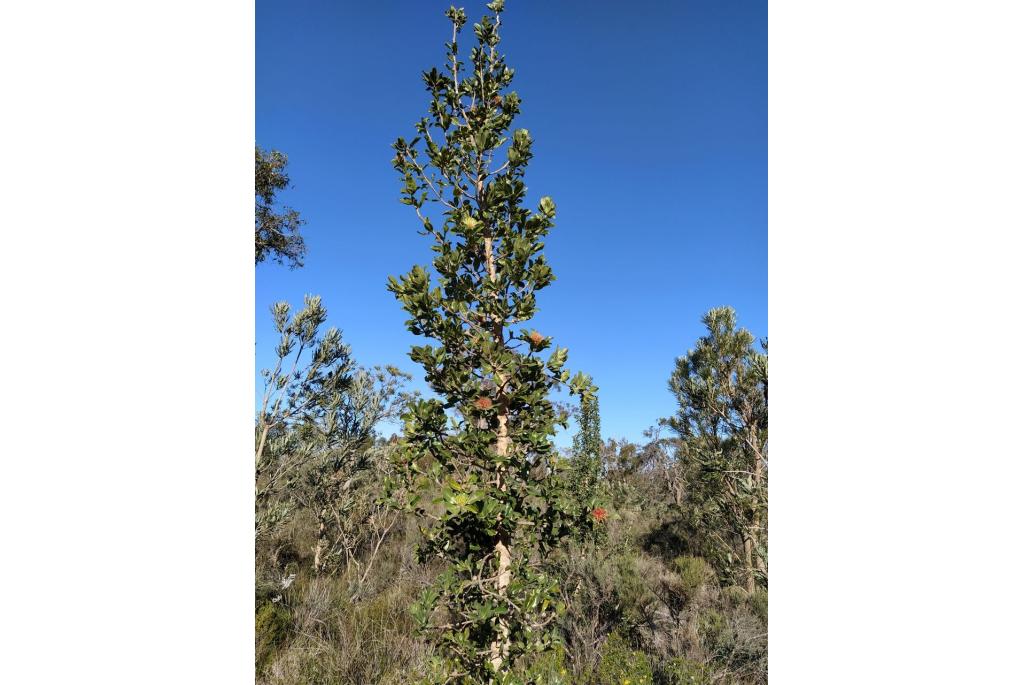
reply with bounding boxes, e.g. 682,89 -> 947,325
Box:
539,196 -> 556,216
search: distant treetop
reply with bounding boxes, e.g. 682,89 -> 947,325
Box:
256,146 -> 306,269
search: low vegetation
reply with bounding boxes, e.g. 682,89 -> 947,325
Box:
255,302 -> 767,684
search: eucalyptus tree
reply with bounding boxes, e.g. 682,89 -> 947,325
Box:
387,1 -> 594,680
256,146 -> 306,268
665,307 -> 768,591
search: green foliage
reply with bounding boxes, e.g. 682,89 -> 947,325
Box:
673,555 -> 716,598
720,585 -> 750,608
256,295 -> 355,543
696,609 -> 742,661
256,601 -> 292,672
573,394 -> 602,471
387,2 -> 594,681
664,307 -> 767,590
523,645 -> 571,684
256,146 -> 306,268
296,367 -> 412,575
661,658 -> 710,685
613,555 -> 660,631
255,295 -> 413,582
569,393 -> 604,534
594,631 -> 654,685
749,588 -> 767,622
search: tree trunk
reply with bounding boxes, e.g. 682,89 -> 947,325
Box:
313,510 -> 328,575
746,426 -> 765,592
743,534 -> 755,593
490,533 -> 512,671
483,221 -> 513,673
255,422 -> 270,467
489,396 -> 512,671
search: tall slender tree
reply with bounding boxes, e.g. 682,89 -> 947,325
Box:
570,393 -> 603,525
255,296 -> 352,543
388,2 -> 593,680
665,307 -> 768,591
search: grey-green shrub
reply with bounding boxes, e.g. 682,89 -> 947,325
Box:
674,555 -> 716,597
697,609 -> 735,657
750,588 -> 768,622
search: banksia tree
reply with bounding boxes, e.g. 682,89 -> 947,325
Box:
256,296 -> 352,543
255,297 -> 411,574
666,307 -> 768,592
570,393 -> 602,516
387,1 -> 594,681
297,365 -> 411,575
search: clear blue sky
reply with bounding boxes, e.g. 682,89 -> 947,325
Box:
256,0 -> 767,446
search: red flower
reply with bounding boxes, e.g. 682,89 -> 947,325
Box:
591,507 -> 607,522
474,396 -> 493,410
528,330 -> 545,347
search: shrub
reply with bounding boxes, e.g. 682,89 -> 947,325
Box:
697,609 -> 735,657
259,571 -> 428,685
750,588 -> 768,622
661,657 -> 711,685
525,644 -> 572,684
595,631 -> 654,685
256,602 -> 291,672
721,585 -> 748,607
674,556 -> 715,597
615,555 -> 660,630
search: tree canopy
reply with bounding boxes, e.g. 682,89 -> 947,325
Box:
256,146 -> 306,268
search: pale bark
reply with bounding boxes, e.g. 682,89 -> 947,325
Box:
313,510 -> 328,574
746,423 -> 765,592
743,534 -> 755,593
482,197 -> 513,673
490,535 -> 512,670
